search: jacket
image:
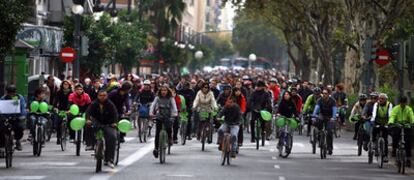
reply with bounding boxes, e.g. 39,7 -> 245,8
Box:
193,91 -> 218,112
388,105 -> 414,125
219,104 -> 241,125
86,99 -> 118,125
149,96 -> 178,118
249,89 -> 272,112
370,102 -> 393,125
108,89 -> 130,116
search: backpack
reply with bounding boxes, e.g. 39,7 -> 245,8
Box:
138,104 -> 149,118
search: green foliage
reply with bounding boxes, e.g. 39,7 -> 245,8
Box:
378,83 -> 398,105
0,0 -> 33,56
63,10 -> 150,76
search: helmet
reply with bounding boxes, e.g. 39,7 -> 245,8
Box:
5,85 -> 17,93
121,81 -> 133,91
313,87 -> 322,94
143,80 -> 151,85
358,94 -> 368,101
242,75 -> 249,80
269,78 -> 278,83
74,83 -> 83,89
369,92 -> 379,99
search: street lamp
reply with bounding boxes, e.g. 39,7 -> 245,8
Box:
110,9 -> 118,74
72,1 -> 84,80
248,53 -> 256,69
195,51 -> 204,60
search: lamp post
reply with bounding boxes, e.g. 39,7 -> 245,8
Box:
110,7 -> 118,74
248,53 -> 256,69
72,2 -> 84,80
195,50 -> 204,60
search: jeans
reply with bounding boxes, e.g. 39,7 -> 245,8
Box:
315,116 -> 334,151
391,127 -> 412,157
154,118 -> 172,150
218,123 -> 239,152
97,126 -> 117,162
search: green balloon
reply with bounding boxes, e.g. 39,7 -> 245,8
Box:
118,119 -> 132,133
288,118 -> 298,129
349,115 -> 360,123
70,104 -> 80,116
180,112 -> 188,122
276,117 -> 286,127
82,113 -> 86,119
260,110 -> 272,121
39,102 -> 49,113
70,117 -> 85,131
30,101 -> 39,113
211,111 -> 217,117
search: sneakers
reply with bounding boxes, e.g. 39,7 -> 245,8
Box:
173,139 -> 178,144
107,161 -> 115,169
15,140 -> 22,151
69,139 -> 75,143
153,149 -> 159,158
363,142 -> 368,151
328,150 -> 333,155
120,137 -> 125,143
383,156 -> 389,163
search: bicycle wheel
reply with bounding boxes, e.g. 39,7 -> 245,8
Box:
5,133 -> 13,168
311,128 -> 317,154
320,132 -> 326,159
221,136 -> 228,165
143,119 -> 148,142
357,129 -> 363,156
261,131 -> 266,147
255,121 -> 260,150
60,122 -> 67,151
137,118 -> 142,143
400,150 -> 406,174
114,138 -> 120,165
159,130 -> 167,164
201,126 -> 206,151
33,128 -> 38,156
76,130 -> 82,156
377,138 -> 385,168
36,126 -> 43,157
368,142 -> 373,164
95,141 -> 103,173
180,122 -> 187,145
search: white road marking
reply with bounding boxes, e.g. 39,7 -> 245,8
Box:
279,176 -> 286,180
293,142 -> 305,148
274,165 -> 280,169
0,176 -> 46,180
19,162 -> 77,166
272,156 -> 277,160
89,138 -> 154,180
166,175 -> 195,178
269,148 -> 275,152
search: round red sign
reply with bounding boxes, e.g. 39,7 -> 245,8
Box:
60,47 -> 76,63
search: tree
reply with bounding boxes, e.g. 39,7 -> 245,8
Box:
0,0 -> 33,93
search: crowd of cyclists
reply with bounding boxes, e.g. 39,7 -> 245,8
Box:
0,69 -> 413,171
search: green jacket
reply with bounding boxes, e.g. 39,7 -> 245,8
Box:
303,94 -> 319,114
388,105 -> 414,125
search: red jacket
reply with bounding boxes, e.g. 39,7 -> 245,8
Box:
292,95 -> 303,113
269,85 -> 280,102
236,95 -> 246,113
174,95 -> 182,112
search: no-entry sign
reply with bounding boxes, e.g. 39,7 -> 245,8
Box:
60,47 -> 76,63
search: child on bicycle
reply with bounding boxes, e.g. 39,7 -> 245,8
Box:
218,96 -> 241,158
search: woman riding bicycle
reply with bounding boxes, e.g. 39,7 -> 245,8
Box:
54,80 -> 72,145
278,91 -> 298,119
192,82 -> 218,141
232,87 -> 246,147
149,85 -> 178,158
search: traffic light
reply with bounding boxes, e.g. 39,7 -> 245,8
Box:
363,38 -> 378,61
81,36 -> 89,56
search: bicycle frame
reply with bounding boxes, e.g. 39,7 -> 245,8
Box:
0,116 -> 14,168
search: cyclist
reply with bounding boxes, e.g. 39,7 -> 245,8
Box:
298,81 -> 313,103
88,79 -> 102,101
278,91 -> 299,118
137,80 -> 155,134
86,90 -> 118,169
303,87 -> 322,136
249,81 -> 272,143
209,79 -> 220,99
350,94 -> 367,140
28,88 -> 47,143
171,88 -> 182,144
193,82 -> 218,141
0,85 -> 27,151
232,87 -> 246,147
54,80 -> 72,144
217,84 -> 232,107
332,83 -> 348,126
388,96 -> 414,167
108,81 -> 133,143
68,84 -> 92,143
312,88 -> 337,155
177,82 -> 195,140
290,88 -> 303,114
150,85 -> 178,158
218,96 -> 241,158
370,93 -> 392,162
361,93 -> 379,150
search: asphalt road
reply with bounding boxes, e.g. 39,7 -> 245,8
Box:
0,127 -> 413,180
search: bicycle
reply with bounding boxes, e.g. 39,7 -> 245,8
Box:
334,107 -> 346,138
276,116 -> 295,158
311,117 -> 328,159
297,114 -> 304,136
157,118 -> 171,164
130,102 -> 138,129
367,123 -> 374,164
30,113 -> 48,157
179,112 -> 188,145
220,127 -> 233,166
375,124 -> 388,168
392,123 -> 411,174
58,111 -> 68,151
71,113 -> 84,156
93,123 -> 120,172
0,116 -> 14,168
199,111 -> 212,151
253,110 -> 266,150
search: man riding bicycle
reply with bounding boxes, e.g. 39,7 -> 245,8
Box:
388,96 -> 414,167
108,81 -> 133,144
312,88 -> 337,155
0,85 -> 27,151
303,87 -> 322,136
218,97 -> 241,158
86,90 -> 118,169
370,93 -> 392,162
249,81 -> 272,143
